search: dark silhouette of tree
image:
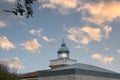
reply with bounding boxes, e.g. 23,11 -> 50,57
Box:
0,64 -> 20,80
2,0 -> 37,18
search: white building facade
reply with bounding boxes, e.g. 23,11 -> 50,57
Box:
21,41 -> 120,80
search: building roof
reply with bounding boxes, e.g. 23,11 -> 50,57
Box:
20,71 -> 38,78
20,63 -> 120,79
38,63 -> 120,79
52,63 -> 117,74
20,70 -> 49,79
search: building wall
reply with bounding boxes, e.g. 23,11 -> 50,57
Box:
36,74 -> 120,80
76,74 -> 120,80
38,75 -> 75,80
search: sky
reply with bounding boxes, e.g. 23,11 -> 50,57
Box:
0,0 -> 120,73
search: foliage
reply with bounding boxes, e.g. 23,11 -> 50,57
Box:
0,64 -> 20,80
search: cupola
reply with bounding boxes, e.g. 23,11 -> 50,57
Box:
49,39 -> 77,69
57,40 -> 69,59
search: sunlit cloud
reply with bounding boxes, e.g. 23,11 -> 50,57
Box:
91,53 -> 114,64
92,53 -> 102,60
0,57 -> 24,70
29,28 -> 42,36
80,37 -> 90,45
81,26 -> 102,41
67,26 -> 102,45
0,36 -> 15,50
66,25 -> 113,45
0,21 -> 7,28
5,0 -> 16,3
80,1 -> 120,24
67,27 -> 89,45
22,39 -> 42,53
42,36 -> 56,45
39,0 -> 80,14
102,25 -> 112,39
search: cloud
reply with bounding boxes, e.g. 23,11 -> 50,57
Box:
22,39 -> 42,53
67,26 -> 102,45
91,53 -> 114,64
80,37 -> 90,45
80,1 -> 120,24
5,0 -> 16,3
29,28 -> 42,36
0,57 -> 24,70
81,26 -> 102,41
104,47 -> 109,51
102,25 -> 112,39
42,36 -> 56,45
0,21 -> 7,28
74,45 -> 88,52
67,27 -> 89,45
92,53 -> 102,59
0,36 -> 15,50
74,45 -> 81,49
117,49 -> 120,54
39,0 -> 80,14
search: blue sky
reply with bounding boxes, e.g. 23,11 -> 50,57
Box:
0,0 -> 120,73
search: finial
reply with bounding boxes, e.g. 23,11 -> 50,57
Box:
63,38 -> 65,43
61,38 -> 66,47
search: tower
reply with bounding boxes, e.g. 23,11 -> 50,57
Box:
49,40 -> 77,69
